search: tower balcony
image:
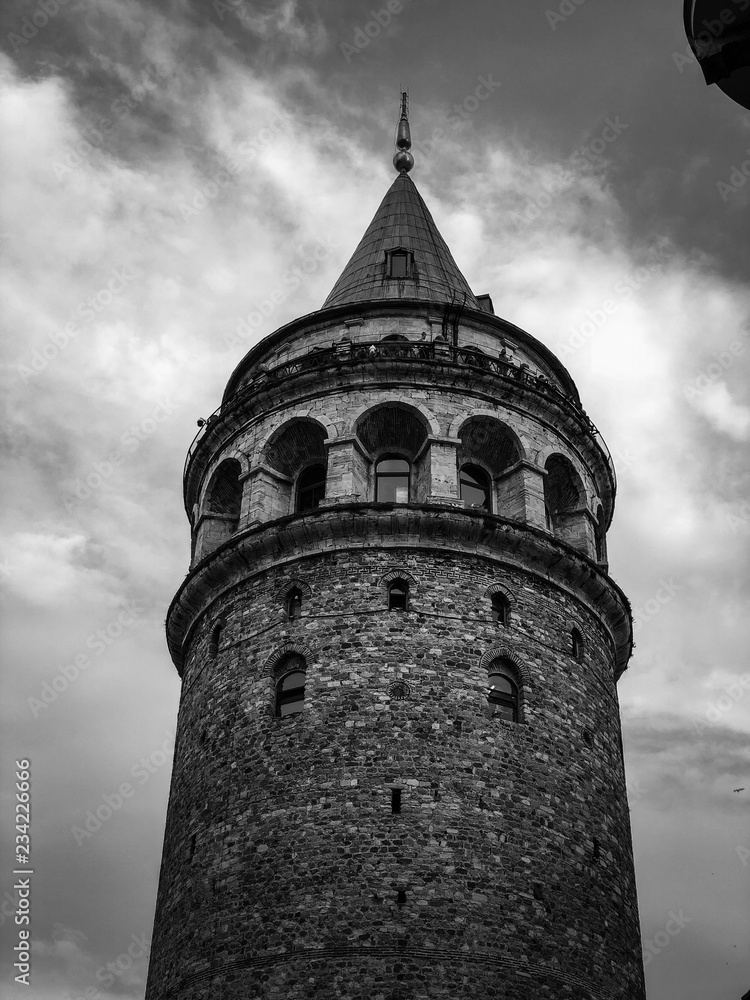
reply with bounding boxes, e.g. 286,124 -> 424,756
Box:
184,336 -> 616,513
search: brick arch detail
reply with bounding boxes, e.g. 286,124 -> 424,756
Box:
479,646 -> 530,686
535,446 -> 593,499
379,568 -> 417,589
538,447 -> 592,509
483,583 -> 513,623
264,642 -> 315,678
483,582 -> 513,601
208,617 -> 226,657
347,397 -> 440,438
255,412 -> 337,458
567,623 -> 585,658
448,410 -> 529,462
273,578 -> 313,602
223,448 -> 251,476
204,449 -> 251,482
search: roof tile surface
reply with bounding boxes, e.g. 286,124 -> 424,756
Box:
323,171 -> 479,310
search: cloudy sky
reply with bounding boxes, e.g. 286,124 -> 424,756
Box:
1,0 -> 749,997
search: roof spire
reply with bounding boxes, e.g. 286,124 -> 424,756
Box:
393,91 -> 414,173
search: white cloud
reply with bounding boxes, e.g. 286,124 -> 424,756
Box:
687,380 -> 750,440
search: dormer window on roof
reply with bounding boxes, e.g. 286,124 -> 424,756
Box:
386,248 -> 413,279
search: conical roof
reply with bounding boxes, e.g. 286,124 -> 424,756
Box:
322,171 -> 480,310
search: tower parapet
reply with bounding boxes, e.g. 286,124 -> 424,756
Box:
147,100 -> 645,1000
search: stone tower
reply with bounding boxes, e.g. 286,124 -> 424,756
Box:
146,101 -> 646,1000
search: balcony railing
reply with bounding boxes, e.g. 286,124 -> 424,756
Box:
185,340 -> 616,488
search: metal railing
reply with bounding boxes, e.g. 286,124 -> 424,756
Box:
184,340 -> 616,489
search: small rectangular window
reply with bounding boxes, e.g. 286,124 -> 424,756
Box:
390,253 -> 408,278
391,788 -> 402,814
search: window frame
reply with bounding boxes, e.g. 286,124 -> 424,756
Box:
375,454 -> 411,504
491,592 -> 509,626
274,667 -> 306,718
296,463 -> 326,512
286,588 -> 303,619
459,463 -> 492,511
387,579 -> 409,612
571,628 -> 584,660
486,661 -> 521,723
385,248 -> 413,279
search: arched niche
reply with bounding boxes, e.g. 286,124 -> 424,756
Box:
455,416 -> 532,522
249,418 -> 329,521
356,402 -> 432,503
543,454 -> 595,557
193,458 -> 243,562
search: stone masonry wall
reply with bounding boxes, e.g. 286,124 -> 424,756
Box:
146,544 -> 645,1000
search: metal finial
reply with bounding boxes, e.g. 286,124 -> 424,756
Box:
393,91 -> 414,173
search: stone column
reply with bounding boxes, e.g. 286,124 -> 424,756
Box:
496,461 -> 547,528
554,508 -> 597,559
192,513 -> 238,562
322,436 -> 370,505
243,463 -> 293,526
419,436 -> 464,506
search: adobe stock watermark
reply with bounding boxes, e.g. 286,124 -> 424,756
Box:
546,0 -> 588,31
223,235 -> 339,349
632,578 -> 682,635
52,64 -> 170,181
409,74 -> 502,163
27,600 -> 145,718
557,244 -> 674,360
716,146 -> 750,201
7,0 -> 72,54
682,340 -> 745,399
642,909 -> 692,965
71,731 -> 174,846
178,111 -> 293,221
609,443 -> 640,480
62,399 -> 178,512
92,932 -> 151,993
692,673 -> 750,734
627,775 -> 648,804
511,115 -> 629,232
17,266 -> 142,381
340,0 -> 412,62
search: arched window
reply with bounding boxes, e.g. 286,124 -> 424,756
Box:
388,579 -> 409,611
296,464 -> 326,512
491,592 -> 509,625
460,464 -> 491,510
487,673 -> 519,722
376,456 -> 410,503
208,622 -> 223,658
595,504 -> 607,563
543,454 -> 587,552
275,656 -> 306,717
286,588 -> 303,619
571,628 -> 583,660
487,660 -> 520,722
